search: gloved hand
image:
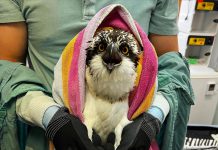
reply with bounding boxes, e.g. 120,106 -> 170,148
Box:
45,107 -> 100,150
116,113 -> 161,150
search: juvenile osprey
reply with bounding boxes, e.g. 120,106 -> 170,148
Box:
84,27 -> 141,148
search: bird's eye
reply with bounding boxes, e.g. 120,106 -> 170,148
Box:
98,43 -> 105,52
121,46 -> 129,56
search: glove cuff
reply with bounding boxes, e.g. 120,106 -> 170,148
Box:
140,113 -> 161,143
45,107 -> 70,140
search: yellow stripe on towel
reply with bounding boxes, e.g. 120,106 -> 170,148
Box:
131,83 -> 156,120
62,35 -> 78,112
135,53 -> 143,86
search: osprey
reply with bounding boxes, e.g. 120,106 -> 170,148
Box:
84,27 -> 142,148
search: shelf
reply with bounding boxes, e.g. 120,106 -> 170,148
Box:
186,31 -> 216,36
190,65 -> 218,78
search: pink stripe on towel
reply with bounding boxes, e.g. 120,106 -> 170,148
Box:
68,30 -> 84,120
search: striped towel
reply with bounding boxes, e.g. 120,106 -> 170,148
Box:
52,4 -> 158,122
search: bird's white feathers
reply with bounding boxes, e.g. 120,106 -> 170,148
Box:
83,89 -> 130,144
84,55 -> 135,145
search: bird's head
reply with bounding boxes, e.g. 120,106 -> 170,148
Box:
85,28 -> 142,101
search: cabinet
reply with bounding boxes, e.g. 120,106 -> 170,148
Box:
178,0 -> 218,125
188,65 -> 218,124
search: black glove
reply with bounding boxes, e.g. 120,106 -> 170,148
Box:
92,130 -> 115,150
45,107 -> 99,150
116,113 -> 161,150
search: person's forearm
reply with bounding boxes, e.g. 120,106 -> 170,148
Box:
147,92 -> 170,123
16,91 -> 61,129
146,34 -> 178,123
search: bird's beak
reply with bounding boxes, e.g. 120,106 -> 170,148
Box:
102,43 -> 122,72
